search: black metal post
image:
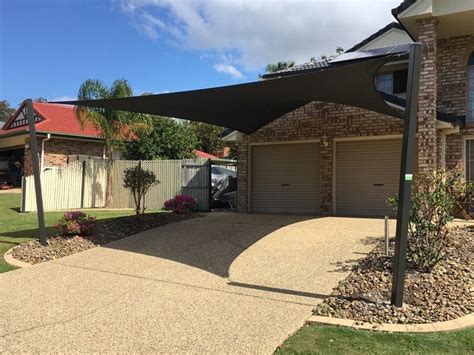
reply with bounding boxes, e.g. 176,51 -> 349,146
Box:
391,43 -> 423,307
26,99 -> 47,245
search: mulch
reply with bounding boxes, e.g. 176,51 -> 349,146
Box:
11,212 -> 199,265
314,226 -> 473,324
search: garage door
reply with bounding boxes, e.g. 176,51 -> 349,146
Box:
251,143 -> 320,214
335,138 -> 402,217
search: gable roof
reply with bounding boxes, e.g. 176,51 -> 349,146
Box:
346,22 -> 405,53
0,101 -> 102,139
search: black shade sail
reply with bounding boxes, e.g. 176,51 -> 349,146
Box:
56,54 -> 404,134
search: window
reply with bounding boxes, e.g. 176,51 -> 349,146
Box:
393,69 -> 408,94
376,73 -> 393,94
376,69 -> 408,95
468,53 -> 474,122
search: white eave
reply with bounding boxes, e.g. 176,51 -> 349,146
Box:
222,130 -> 243,143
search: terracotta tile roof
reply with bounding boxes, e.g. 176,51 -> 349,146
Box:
0,101 -> 102,138
194,150 -> 218,159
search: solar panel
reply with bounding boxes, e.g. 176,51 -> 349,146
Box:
332,44 -> 411,63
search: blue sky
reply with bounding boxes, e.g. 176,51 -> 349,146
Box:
1,0 -> 400,108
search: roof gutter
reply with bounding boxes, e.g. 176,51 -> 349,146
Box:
391,2 -> 417,42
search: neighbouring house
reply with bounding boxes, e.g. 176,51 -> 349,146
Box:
195,150 -> 218,159
224,0 -> 474,216
0,101 -> 104,186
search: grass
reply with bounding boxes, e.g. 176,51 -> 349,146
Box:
275,324 -> 474,354
0,193 -> 138,273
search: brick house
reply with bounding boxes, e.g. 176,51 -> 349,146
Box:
0,101 -> 104,185
225,0 -> 474,216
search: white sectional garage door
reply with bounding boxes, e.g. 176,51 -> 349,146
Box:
335,138 -> 402,217
251,143 -> 320,214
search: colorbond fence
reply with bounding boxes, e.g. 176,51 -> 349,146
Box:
111,159 -> 210,211
22,158 -> 211,212
22,159 -> 107,212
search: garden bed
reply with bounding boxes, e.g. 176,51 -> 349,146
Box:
11,212 -> 198,265
314,226 -> 473,324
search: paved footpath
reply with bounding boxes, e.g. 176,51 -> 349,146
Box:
0,213 -> 389,353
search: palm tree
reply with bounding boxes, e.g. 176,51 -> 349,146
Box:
265,61 -> 295,74
75,79 -> 150,207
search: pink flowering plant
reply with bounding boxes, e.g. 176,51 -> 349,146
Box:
54,211 -> 96,236
163,195 -> 197,213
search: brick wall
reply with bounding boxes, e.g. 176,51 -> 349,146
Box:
23,137 -> 104,176
438,34 -> 474,171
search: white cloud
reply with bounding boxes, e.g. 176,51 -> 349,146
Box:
50,95 -> 76,102
120,0 -> 402,71
213,63 -> 244,79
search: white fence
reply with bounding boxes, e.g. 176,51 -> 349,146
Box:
22,158 -> 211,212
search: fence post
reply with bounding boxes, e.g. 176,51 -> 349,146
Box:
208,159 -> 212,212
21,176 -> 26,212
80,160 -> 86,209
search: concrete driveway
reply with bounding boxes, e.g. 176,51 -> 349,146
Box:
0,213 -> 391,353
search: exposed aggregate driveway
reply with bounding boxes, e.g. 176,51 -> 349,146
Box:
0,213 -> 390,353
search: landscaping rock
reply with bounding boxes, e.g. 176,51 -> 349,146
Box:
313,226 -> 473,324
11,212 -> 198,265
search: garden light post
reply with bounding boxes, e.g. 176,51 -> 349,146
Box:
390,43 -> 423,307
27,99 -> 47,246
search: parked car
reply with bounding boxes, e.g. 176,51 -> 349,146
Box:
211,166 -> 237,208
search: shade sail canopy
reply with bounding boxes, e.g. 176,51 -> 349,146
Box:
56,54 -> 404,134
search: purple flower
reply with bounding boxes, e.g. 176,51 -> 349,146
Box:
164,195 -> 197,213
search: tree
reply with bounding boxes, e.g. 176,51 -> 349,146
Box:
123,165 -> 159,215
75,79 -> 150,207
123,116 -> 198,160
0,100 -> 15,122
265,61 -> 295,73
186,121 -> 224,155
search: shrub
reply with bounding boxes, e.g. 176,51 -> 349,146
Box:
387,170 -> 471,272
164,195 -> 197,213
123,165 -> 159,215
54,211 -> 96,236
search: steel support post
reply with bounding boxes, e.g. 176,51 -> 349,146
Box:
390,43 -> 423,307
26,99 -> 47,245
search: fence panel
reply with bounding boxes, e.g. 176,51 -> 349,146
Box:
22,160 -> 107,212
181,159 -> 210,211
111,158 -> 210,211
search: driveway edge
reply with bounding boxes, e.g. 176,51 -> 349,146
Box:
307,313 -> 474,333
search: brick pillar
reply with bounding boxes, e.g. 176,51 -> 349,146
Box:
236,135 -> 249,212
417,17 -> 439,172
320,137 -> 333,215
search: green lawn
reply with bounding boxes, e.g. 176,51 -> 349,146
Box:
0,193 -> 137,273
275,324 -> 474,354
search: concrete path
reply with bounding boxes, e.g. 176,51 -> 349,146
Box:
0,213 -> 391,353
